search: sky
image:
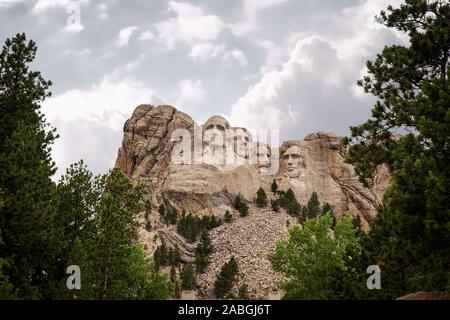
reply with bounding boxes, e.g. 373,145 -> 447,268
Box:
0,0 -> 408,178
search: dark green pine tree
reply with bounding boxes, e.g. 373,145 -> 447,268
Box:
234,195 -> 249,217
322,202 -> 332,215
305,192 -> 321,219
281,188 -> 301,218
54,160 -> 99,299
256,187 -> 268,207
213,256 -> 239,299
271,180 -> 278,193
0,192 -> 17,299
344,0 -> 450,298
224,210 -> 232,223
195,230 -> 213,273
170,265 -> 177,282
173,245 -> 181,264
181,264 -> 196,290
158,203 -> 166,221
90,169 -> 151,299
234,194 -> 243,211
0,33 -> 60,299
271,199 -> 279,212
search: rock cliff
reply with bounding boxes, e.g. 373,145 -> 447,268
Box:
115,104 -> 391,298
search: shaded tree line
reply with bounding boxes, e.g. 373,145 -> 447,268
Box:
0,34 -> 172,300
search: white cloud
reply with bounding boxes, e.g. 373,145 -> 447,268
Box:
98,3 -> 108,19
229,0 -> 407,141
63,22 -> 83,33
155,1 -> 224,49
139,30 -> 155,41
224,49 -> 248,66
63,48 -> 91,56
176,79 -> 206,108
189,43 -> 248,67
114,26 -> 139,47
42,76 -> 164,178
231,0 -> 289,36
328,0 -> 407,60
32,0 -> 89,14
0,0 -> 25,8
189,42 -> 224,63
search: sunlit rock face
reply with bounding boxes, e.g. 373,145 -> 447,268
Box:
115,104 -> 390,298
115,104 -> 389,226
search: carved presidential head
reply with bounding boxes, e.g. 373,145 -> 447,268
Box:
202,115 -> 230,148
280,142 -> 305,178
233,127 -> 252,160
255,142 -> 271,169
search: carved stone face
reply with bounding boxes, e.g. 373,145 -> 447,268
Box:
283,146 -> 304,178
203,116 -> 230,148
233,128 -> 250,160
256,144 -> 271,168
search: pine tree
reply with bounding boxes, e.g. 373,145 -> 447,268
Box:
173,245 -> 181,265
195,230 -> 213,273
256,187 -> 268,207
271,200 -> 279,212
0,33 -> 60,299
234,195 -> 249,217
0,192 -> 17,299
271,180 -> 278,193
158,203 -> 166,221
224,210 -> 232,223
305,192 -> 320,219
89,169 -> 148,299
344,0 -> 450,298
213,257 -> 239,299
322,202 -> 332,215
234,195 -> 243,211
181,264 -> 196,290
170,265 -> 177,282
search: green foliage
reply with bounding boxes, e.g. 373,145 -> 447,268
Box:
153,243 -> 168,271
108,243 -> 172,300
177,213 -> 221,242
177,213 -> 199,242
269,214 -> 361,299
213,257 -> 239,299
277,188 -> 302,219
224,210 -> 232,223
170,266 -> 176,282
0,33 -> 59,299
234,195 -> 249,217
159,204 -> 178,225
256,187 -> 267,207
56,166 -> 172,300
166,208 -> 178,225
345,0 -> 450,297
271,199 -> 279,212
322,202 -> 333,215
304,191 -> 321,219
271,180 -> 278,193
195,230 -> 213,273
0,211 -> 17,299
181,264 -> 196,290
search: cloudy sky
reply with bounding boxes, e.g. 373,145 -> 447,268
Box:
0,0 -> 408,178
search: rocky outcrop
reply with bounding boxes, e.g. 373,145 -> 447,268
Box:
115,105 -> 389,226
115,104 -> 391,297
196,205 -> 298,299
